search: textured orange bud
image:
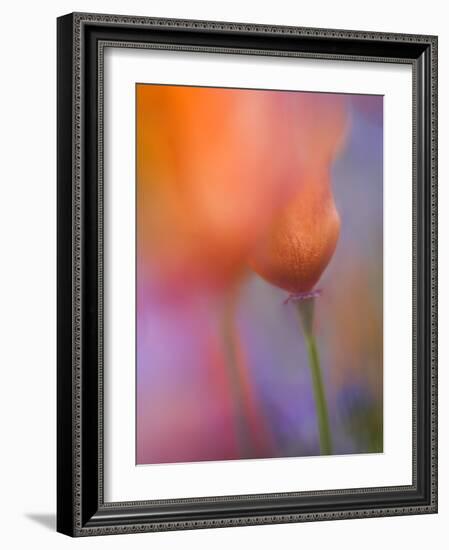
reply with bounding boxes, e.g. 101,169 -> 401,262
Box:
248,92 -> 348,294
249,173 -> 341,293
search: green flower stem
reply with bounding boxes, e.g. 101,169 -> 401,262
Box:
221,292 -> 254,458
295,299 -> 332,455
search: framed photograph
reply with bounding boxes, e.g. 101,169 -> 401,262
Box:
57,12 -> 438,536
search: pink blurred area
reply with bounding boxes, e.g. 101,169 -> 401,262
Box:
136,292 -> 274,463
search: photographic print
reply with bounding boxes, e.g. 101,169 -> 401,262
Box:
57,13 -> 437,535
136,84 -> 383,465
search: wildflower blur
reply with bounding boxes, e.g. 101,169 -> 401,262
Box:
136,84 -> 383,464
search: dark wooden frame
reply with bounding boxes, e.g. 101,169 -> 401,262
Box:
57,12 -> 438,537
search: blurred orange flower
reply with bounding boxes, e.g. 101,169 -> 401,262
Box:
137,86 -> 348,296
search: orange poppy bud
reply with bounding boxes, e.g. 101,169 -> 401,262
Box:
249,172 -> 341,293
248,94 -> 348,294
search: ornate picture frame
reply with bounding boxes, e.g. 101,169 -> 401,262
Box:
57,12 -> 437,536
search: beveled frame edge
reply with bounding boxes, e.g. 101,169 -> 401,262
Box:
57,11 -> 438,537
